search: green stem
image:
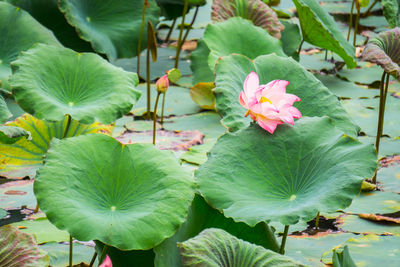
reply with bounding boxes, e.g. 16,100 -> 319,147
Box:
137,2 -> 147,76
324,50 -> 328,61
347,0 -> 355,41
297,39 -> 304,54
362,0 -> 378,17
146,40 -> 151,118
98,244 -> 108,266
69,235 -> 73,267
165,18 -> 177,44
160,92 -> 166,125
180,6 -> 199,48
279,225 -> 289,255
174,0 -> 189,69
63,114 -> 72,139
34,203 -> 39,213
353,5 -> 360,46
153,92 -> 161,145
88,251 -> 97,267
315,211 -> 320,229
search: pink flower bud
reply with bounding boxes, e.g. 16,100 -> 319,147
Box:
156,75 -> 169,93
99,255 -> 112,267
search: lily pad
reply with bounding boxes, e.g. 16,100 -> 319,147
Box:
337,64 -> 385,85
293,0 -> 356,68
40,242 -> 97,267
359,136 -> 400,158
0,180 -> 36,209
178,228 -> 303,267
34,134 -> 195,250
211,0 -> 284,39
0,225 -> 49,266
59,0 -> 160,59
300,53 -> 335,71
0,126 -> 30,144
378,165 -> 400,193
214,54 -> 359,135
343,191 -> 400,214
0,1 -> 60,92
337,214 -> 400,235
10,44 -> 141,124
0,95 -> 11,124
196,117 -> 377,226
0,114 -> 112,179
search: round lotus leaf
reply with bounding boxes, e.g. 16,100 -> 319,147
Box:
362,27 -> 400,78
214,53 -> 359,136
0,2 -> 60,92
196,117 -> 377,226
10,44 -> 141,124
34,134 -> 195,250
59,0 -> 160,59
211,0 -> 284,39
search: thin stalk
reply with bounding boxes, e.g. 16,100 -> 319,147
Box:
347,0 -> 355,41
98,245 -> 108,266
174,0 -> 189,68
363,0 -> 378,17
353,5 -> 360,46
160,93 -> 166,125
153,92 -> 161,145
165,18 -> 177,44
137,2 -> 147,76
88,251 -> 97,267
63,114 -> 72,139
315,211 -> 320,229
324,50 -> 328,61
34,204 -> 39,213
146,41 -> 151,118
180,6 -> 199,48
69,235 -> 73,267
297,39 -> 304,54
279,225 -> 290,255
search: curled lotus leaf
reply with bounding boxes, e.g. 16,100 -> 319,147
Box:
211,0 -> 284,39
34,134 -> 195,250
0,126 -> 30,144
196,117 -> 377,226
362,27 -> 400,78
0,225 -> 49,267
178,228 -> 304,267
0,114 -> 112,179
0,95 -> 11,124
10,44 -> 141,124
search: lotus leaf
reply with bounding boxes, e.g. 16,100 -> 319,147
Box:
0,114 -> 112,179
292,0 -> 356,68
190,40 -> 214,84
362,27 -> 400,78
59,0 -> 160,59
0,95 -> 11,123
196,117 -> 376,226
332,246 -> 356,267
10,44 -> 141,124
0,180 -> 36,209
156,0 -> 206,20
382,0 -> 400,28
280,19 -> 302,61
41,242 -> 98,267
178,228 -> 304,267
0,225 -> 49,267
34,134 -> 195,250
0,2 -> 60,92
190,82 -> 216,110
0,126 -> 30,144
214,54 -> 359,136
337,214 -> 400,235
211,0 -> 284,39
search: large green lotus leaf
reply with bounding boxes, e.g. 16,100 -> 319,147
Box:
154,194 -> 280,267
0,225 -> 49,267
337,214 -> 400,235
41,242 -> 97,267
0,114 -> 112,179
59,0 -> 160,59
382,0 -> 400,28
0,2 -> 60,92
10,44 -> 141,124
214,54 -> 359,135
3,0 -> 93,52
0,95 -> 11,123
211,0 -> 284,39
362,28 -> 400,78
280,19 -> 302,61
292,0 -> 356,68
378,165 -> 400,193
34,134 -> 195,250
196,117 -> 377,226
178,228 -> 303,267
190,39 -> 214,84
0,180 -> 36,209
0,126 -> 30,144
343,191 -> 400,214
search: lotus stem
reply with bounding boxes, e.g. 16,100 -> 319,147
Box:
146,40 -> 151,118
153,92 -> 161,145
373,71 -> 390,184
347,0 -> 355,41
180,6 -> 199,49
69,235 -> 73,267
315,211 -> 320,229
33,203 -> 39,213
88,251 -> 97,267
324,50 -> 328,61
353,5 -> 360,46
137,1 -> 147,76
160,92 -> 166,125
174,0 -> 189,69
362,0 -> 378,17
297,39 -> 304,54
165,18 -> 177,44
63,114 -> 72,139
279,225 -> 290,255
98,244 -> 108,266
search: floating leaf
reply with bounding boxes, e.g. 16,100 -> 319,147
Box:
59,0 -> 160,59
0,95 -> 11,123
196,117 -> 376,226
34,134 -> 195,250
41,242 -> 97,267
362,27 -> 400,78
0,114 -> 112,179
382,0 -> 400,28
214,54 -> 359,135
337,214 -> 400,235
10,44 -> 141,124
0,126 -> 30,144
0,1 -> 60,92
178,228 -> 303,267
190,82 -> 216,110
293,0 -> 356,68
0,225 -> 49,266
343,191 -> 400,214
211,0 -> 284,38
0,180 -> 36,209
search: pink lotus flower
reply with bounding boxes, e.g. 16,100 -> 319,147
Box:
99,255 -> 112,267
239,72 -> 302,134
